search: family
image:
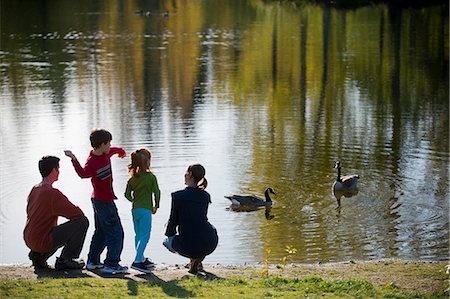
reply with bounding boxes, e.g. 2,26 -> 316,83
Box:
23,128 -> 219,275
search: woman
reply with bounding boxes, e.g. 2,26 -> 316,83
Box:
163,164 -> 218,274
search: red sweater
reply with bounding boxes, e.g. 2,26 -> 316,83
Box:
71,147 -> 125,202
24,184 -> 84,252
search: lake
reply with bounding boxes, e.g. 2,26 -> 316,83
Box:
0,0 -> 448,266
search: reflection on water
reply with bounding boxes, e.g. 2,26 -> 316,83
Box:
0,0 -> 448,266
227,204 -> 274,220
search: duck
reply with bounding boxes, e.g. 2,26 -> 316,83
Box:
332,161 -> 359,207
225,187 -> 275,207
135,10 -> 152,16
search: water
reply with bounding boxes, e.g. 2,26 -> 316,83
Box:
1,0 -> 448,266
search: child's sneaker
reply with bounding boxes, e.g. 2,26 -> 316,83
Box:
131,261 -> 153,273
55,257 -> 85,270
142,258 -> 155,268
86,262 -> 104,270
101,264 -> 128,274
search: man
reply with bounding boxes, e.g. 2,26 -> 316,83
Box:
24,156 -> 89,270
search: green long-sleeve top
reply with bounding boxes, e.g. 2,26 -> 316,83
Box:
124,172 -> 160,210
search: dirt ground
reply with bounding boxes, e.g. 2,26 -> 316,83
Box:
0,259 -> 448,294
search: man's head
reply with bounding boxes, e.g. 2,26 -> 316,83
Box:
38,156 -> 60,179
90,129 -> 112,149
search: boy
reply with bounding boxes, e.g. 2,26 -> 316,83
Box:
24,156 -> 88,271
64,128 -> 128,274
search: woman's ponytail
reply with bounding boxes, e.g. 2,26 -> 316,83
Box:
198,177 -> 208,190
187,164 -> 207,190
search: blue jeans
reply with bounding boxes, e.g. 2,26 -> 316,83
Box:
163,236 -> 176,253
88,199 -> 124,267
132,208 -> 152,262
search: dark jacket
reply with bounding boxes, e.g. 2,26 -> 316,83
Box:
165,186 -> 218,258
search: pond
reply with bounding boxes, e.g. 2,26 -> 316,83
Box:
0,0 -> 448,266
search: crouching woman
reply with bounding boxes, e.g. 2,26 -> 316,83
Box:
163,164 -> 218,274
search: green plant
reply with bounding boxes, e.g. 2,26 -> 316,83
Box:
261,245 -> 297,277
261,248 -> 271,278
277,245 -> 297,273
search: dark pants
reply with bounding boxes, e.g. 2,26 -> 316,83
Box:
172,225 -> 219,259
88,199 -> 124,267
38,216 -> 89,260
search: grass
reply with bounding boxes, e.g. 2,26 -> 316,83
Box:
1,260 -> 448,298
1,273 -> 447,298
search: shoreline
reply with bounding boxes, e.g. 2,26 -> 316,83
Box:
1,259 -> 448,294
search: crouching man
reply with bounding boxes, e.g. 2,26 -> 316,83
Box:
24,155 -> 89,270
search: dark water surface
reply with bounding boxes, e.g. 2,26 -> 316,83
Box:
1,0 -> 448,266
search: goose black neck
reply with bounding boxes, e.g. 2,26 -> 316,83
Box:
264,189 -> 272,202
336,167 -> 342,182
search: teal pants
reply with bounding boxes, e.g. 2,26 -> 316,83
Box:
132,208 -> 152,263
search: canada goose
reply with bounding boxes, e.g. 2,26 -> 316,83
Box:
225,187 -> 275,207
332,161 -> 359,207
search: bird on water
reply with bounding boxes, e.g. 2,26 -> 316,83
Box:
332,161 -> 359,207
225,187 -> 275,207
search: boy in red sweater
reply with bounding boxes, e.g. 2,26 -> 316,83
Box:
24,156 -> 88,270
65,129 -> 128,274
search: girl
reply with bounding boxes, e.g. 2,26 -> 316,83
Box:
125,148 -> 160,273
163,163 -> 219,274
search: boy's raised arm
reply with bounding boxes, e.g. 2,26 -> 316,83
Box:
64,150 -> 93,178
109,147 -> 126,158
64,150 -> 76,160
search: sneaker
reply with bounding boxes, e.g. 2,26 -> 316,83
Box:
101,264 -> 128,274
142,258 -> 155,268
131,261 -> 153,273
55,257 -> 85,270
28,251 -> 49,269
86,262 -> 104,270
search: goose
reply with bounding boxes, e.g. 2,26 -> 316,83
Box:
332,161 -> 359,207
225,187 -> 275,207
135,10 -> 152,16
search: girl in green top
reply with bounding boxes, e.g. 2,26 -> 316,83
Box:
125,148 -> 160,273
